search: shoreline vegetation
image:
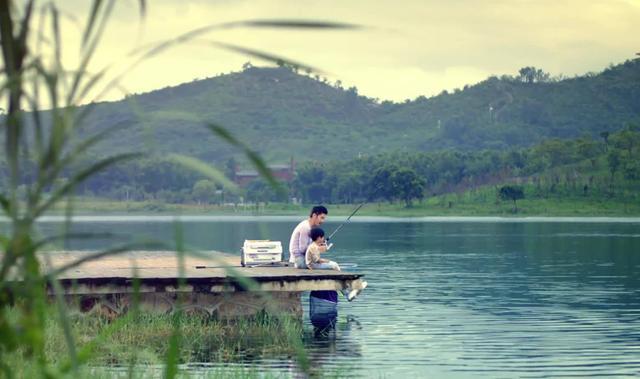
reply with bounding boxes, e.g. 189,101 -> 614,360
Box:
50,195 -> 640,217
15,125 -> 638,218
4,309 -> 331,379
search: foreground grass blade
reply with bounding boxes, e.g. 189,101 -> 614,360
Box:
168,154 -> 239,193
226,19 -> 361,30
81,0 -> 103,48
33,232 -> 118,251
44,241 -> 168,279
206,123 -> 285,193
33,152 -> 143,219
48,272 -> 79,374
205,40 -> 323,73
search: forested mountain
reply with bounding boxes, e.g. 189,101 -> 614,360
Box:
74,59 -> 640,164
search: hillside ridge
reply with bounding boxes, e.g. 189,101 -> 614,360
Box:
77,59 -> 640,164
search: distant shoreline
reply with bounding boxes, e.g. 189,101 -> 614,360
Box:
22,215 -> 640,223
41,197 -> 640,218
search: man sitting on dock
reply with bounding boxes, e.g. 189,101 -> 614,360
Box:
289,205 -> 328,268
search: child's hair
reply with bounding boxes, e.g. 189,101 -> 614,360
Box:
309,227 -> 325,241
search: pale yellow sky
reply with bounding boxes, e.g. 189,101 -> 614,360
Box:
41,0 -> 640,102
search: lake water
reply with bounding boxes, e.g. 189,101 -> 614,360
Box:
30,216 -> 640,377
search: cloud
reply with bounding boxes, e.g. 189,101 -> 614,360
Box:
43,0 -> 640,102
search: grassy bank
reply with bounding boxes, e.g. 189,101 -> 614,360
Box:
50,193 -> 640,217
3,309 -> 316,378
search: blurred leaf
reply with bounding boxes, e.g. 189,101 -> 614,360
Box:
138,0 -> 146,18
37,110 -> 127,210
58,310 -> 136,372
205,124 -> 285,194
44,241 -> 167,279
48,273 -> 79,373
164,326 -> 180,379
33,232 -> 117,250
0,194 -> 8,214
226,19 -> 361,30
48,3 -> 61,69
168,154 -> 239,192
205,40 -> 322,73
34,153 -> 142,218
103,18 -> 358,105
71,66 -> 108,105
66,0 -> 115,105
81,1 -> 103,48
17,0 -> 34,49
127,19 -> 359,60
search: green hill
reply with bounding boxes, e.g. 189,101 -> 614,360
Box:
78,59 -> 640,164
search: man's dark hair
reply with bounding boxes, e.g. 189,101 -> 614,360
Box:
310,205 -> 328,217
309,227 -> 325,241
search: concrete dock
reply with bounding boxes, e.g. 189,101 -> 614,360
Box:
40,251 -> 366,318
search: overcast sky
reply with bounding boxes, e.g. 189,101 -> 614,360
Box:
47,0 -> 640,102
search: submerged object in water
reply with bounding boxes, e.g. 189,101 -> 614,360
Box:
310,290 -> 338,330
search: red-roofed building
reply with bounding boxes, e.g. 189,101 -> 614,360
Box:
234,157 -> 296,187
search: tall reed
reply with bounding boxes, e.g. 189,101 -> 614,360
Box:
0,1 -> 357,377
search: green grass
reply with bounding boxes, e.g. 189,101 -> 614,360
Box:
48,192 -> 640,217
3,309 -> 310,378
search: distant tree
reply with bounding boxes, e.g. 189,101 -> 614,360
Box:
607,150 -> 621,194
518,67 -> 535,83
533,139 -> 573,167
611,127 -> 640,155
518,66 -> 550,83
534,69 -> 550,83
623,159 -> 640,180
391,168 -> 425,207
246,180 -> 269,203
369,165 -> 396,203
576,138 -> 601,167
192,179 -> 216,204
599,131 -> 610,150
242,61 -> 253,70
335,172 -> 363,204
499,185 -> 524,213
225,157 -> 237,181
505,150 -> 526,171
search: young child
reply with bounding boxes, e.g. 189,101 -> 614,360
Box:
305,228 -> 340,271
306,227 -> 368,301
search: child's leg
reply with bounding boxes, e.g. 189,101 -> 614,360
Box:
309,261 -> 340,271
328,261 -> 341,271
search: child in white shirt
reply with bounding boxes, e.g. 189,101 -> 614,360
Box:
305,228 -> 340,271
306,227 -> 367,301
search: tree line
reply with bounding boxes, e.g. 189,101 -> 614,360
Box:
0,125 -> 638,206
288,124 -> 639,206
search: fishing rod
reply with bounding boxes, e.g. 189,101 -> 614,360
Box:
326,203 -> 364,242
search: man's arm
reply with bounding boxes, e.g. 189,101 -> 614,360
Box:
288,225 -> 301,262
297,227 -> 308,256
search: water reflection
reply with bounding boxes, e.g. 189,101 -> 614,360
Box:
305,291 -> 364,376
22,218 -> 640,377
309,291 -> 338,333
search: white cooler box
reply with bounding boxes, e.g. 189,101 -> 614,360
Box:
241,240 -> 283,267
